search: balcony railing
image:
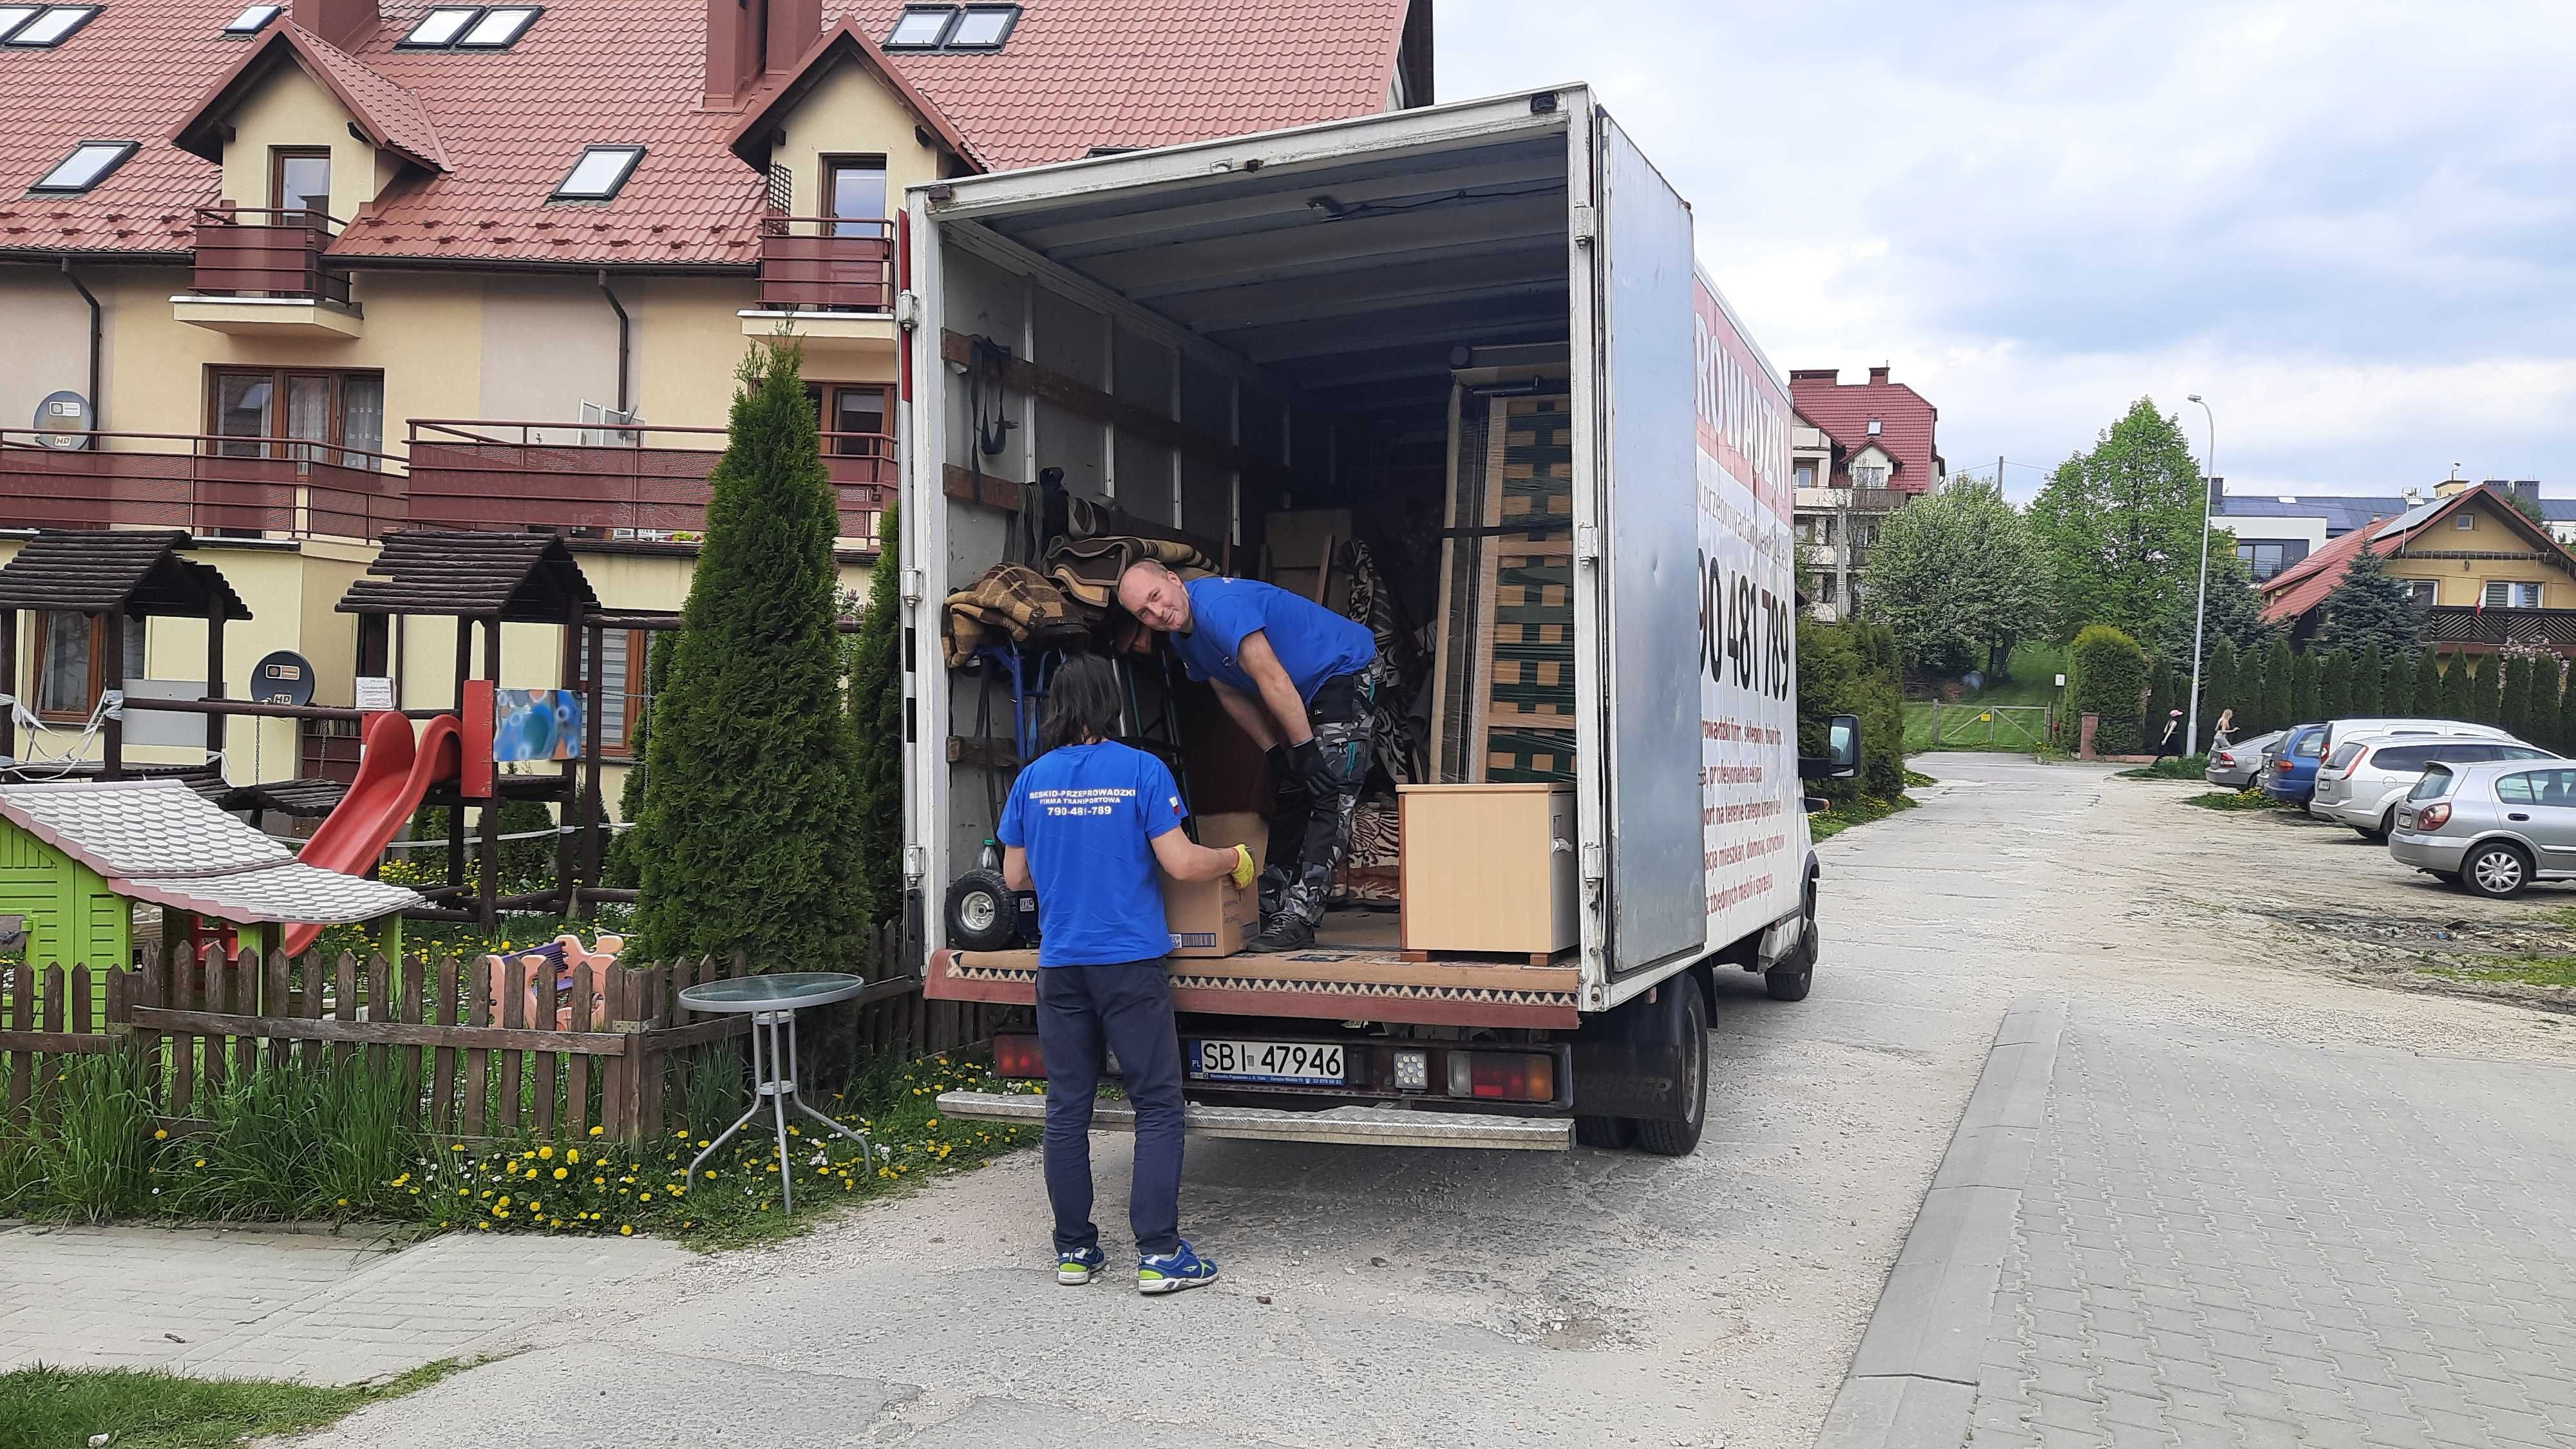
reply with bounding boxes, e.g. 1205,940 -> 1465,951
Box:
0,430 -> 405,538
404,419 -> 889,542
2423,605 -> 2576,650
755,216 -> 893,313
191,204 -> 354,306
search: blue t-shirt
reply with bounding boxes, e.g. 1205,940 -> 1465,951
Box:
996,741 -> 1186,967
1171,578 -> 1376,701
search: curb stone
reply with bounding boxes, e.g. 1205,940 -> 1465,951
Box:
1812,995 -> 2067,1449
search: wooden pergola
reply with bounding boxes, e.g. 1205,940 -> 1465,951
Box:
338,531 -> 600,930
0,530 -> 251,778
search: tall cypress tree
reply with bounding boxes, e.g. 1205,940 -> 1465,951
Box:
2505,656 -> 2538,742
2204,638 -> 2237,734
2436,652 -> 2468,721
2144,656 -> 2175,734
2318,650 -> 2353,723
630,341 -> 864,966
2410,650 -> 2441,719
2262,637 -> 2295,731
849,502 -> 904,929
2355,641 -> 2385,717
2483,654 -> 2510,725
2290,650 -> 2320,723
2555,660 -> 2576,754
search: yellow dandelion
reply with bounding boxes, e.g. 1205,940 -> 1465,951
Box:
553,1167 -> 568,1180
589,1125 -> 604,1137
538,1146 -> 554,1160
567,1148 -> 580,1164
153,1128 -> 169,1141
620,1224 -> 634,1236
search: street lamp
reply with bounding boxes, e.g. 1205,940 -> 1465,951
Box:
2184,393 -> 2217,756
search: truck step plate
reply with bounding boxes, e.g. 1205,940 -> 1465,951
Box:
935,1090 -> 1571,1151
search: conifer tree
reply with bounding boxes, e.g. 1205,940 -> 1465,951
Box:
2410,649 -> 2441,719
2261,637 -> 2295,731
2555,659 -> 2576,755
606,631 -> 673,890
2435,652 -> 2468,721
849,503 -> 904,929
629,341 -> 864,965
2504,656 -> 2537,742
2290,649 -> 2320,723
2144,656 -> 2175,733
2203,638 -> 2237,734
2356,641 -> 2385,717
2318,650 -> 2353,723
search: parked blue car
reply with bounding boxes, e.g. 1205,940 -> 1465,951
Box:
2259,723 -> 2329,804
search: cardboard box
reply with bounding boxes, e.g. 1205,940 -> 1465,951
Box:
1195,811 -> 1269,878
1162,871 -> 1257,958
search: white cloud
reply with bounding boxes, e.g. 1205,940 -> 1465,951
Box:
1435,0 -> 2576,497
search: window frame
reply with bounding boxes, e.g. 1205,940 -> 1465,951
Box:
222,3 -> 282,35
30,140 -> 138,195
944,3 -> 1021,49
598,628 -> 650,759
0,7 -> 39,43
808,382 -> 896,460
269,146 -> 334,225
453,5 -> 541,49
883,5 -> 960,48
550,145 -> 645,203
820,153 -> 889,234
3,4 -> 100,47
32,611 -> 143,724
2399,578 -> 2437,605
2481,580 -> 2543,609
397,5 -> 486,48
1852,464 -> 1888,489
203,365 -> 386,467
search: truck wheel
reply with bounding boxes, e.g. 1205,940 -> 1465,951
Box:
945,869 -> 1020,951
1634,978 -> 1708,1157
1765,880 -> 1818,1002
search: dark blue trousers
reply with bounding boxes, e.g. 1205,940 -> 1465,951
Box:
1034,960 -> 1186,1257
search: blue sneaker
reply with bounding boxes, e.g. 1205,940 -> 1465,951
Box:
1137,1240 -> 1218,1296
1057,1245 -> 1106,1285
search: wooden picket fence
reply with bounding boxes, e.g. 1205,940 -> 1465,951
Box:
1,925 -> 1008,1143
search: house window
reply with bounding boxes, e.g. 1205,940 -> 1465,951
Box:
33,612 -> 146,722
2400,579 -> 2437,604
30,140 -> 137,194
2483,582 -> 2543,609
1794,463 -> 1815,489
400,5 -> 540,48
822,156 -> 887,236
1866,417 -> 1882,436
1,5 -> 100,47
270,147 -> 332,225
207,367 -> 385,468
2455,513 -> 2475,530
884,3 -> 1020,50
1817,575 -> 1836,605
222,5 -> 281,35
598,629 -> 650,757
1853,464 -> 1887,489
551,146 -> 645,202
1794,517 -> 1813,542
810,383 -> 894,460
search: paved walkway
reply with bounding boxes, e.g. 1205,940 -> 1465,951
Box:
0,1224 -> 685,1383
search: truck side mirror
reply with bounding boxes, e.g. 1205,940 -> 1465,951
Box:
1798,714 -> 1862,781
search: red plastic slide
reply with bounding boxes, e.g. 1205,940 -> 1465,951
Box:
280,712 -> 462,957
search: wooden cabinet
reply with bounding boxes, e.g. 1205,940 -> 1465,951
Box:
1397,784 -> 1577,960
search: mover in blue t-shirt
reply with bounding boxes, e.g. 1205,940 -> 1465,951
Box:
1115,562 -> 1379,953
998,655 -> 1250,1296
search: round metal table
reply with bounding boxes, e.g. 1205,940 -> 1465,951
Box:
677,971 -> 873,1212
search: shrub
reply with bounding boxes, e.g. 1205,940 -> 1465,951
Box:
2068,624 -> 2148,753
1797,618 -> 1906,804
2318,650 -> 2353,724
849,502 -> 904,929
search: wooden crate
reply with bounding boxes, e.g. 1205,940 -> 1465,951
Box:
1397,784 -> 1576,960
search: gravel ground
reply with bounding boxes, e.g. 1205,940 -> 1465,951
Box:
278,753 -> 2576,1449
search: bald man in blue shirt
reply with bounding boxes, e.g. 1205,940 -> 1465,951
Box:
1117,562 -> 1379,952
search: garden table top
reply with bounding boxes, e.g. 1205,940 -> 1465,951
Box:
678,971 -> 869,1013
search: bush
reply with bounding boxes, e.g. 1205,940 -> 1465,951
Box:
1798,618 -> 1906,803
2068,624 -> 2148,753
156,1056 -> 417,1223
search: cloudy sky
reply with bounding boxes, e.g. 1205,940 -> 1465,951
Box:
1437,1 -> 2575,500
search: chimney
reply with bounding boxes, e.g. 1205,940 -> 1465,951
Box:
2516,479 -> 2542,497
1867,365 -> 1891,384
291,0 -> 377,49
766,0 -> 820,73
705,0 -> 766,106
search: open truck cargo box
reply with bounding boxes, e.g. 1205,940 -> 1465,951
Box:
900,88 -> 1814,1146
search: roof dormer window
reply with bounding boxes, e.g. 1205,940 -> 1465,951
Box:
401,5 -> 539,49
1866,417 -> 1882,435
3,4 -> 100,46
222,4 -> 281,35
551,144 -> 643,202
32,140 -> 137,194
886,4 -> 1019,51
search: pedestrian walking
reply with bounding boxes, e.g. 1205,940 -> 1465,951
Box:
2212,707 -> 2235,749
998,654 -> 1255,1296
2152,708 -> 2185,762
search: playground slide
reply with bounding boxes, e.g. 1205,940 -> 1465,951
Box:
279,712 -> 462,957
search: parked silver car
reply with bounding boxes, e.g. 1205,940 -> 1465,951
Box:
2389,760 -> 2576,898
2315,717 -> 2510,759
2204,730 -> 2287,789
2311,735 -> 2555,840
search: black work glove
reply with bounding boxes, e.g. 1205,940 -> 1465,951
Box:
1289,737 -> 1336,796
1266,743 -> 1294,795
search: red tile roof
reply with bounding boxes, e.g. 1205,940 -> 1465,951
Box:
0,0 -> 1419,269
2256,484 -> 2576,626
174,23 -> 448,173
1789,368 -> 1943,494
725,15 -> 977,173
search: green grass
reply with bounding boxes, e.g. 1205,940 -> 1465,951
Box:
1902,768 -> 1938,788
0,1358 -> 463,1449
1810,793 -> 1917,841
2418,957 -> 2576,989
1901,643 -> 2066,753
2183,788 -> 2289,811
2117,755 -> 2211,780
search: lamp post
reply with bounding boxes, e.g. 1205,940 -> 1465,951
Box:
2184,393 -> 2217,757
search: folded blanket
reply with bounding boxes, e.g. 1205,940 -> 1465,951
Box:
943,564 -> 1087,669
1044,535 -> 1215,620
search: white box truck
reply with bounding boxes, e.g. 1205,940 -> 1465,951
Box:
904,87 -> 1857,1154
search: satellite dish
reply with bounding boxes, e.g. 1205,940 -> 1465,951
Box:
32,390 -> 91,451
251,650 -> 316,708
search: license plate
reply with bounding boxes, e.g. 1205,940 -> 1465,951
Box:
1191,1039 -> 1345,1085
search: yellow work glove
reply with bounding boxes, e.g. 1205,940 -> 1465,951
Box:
1228,843 -> 1257,889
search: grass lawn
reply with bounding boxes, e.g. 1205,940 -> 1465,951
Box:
2418,957 -> 2576,990
1904,641 -> 2066,752
2117,755 -> 2211,780
0,1359 -> 459,1449
2183,788 -> 2289,811
1810,793 -> 1917,842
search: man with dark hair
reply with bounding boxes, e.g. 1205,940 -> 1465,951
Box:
999,654 -> 1252,1295
1114,560 -> 1379,952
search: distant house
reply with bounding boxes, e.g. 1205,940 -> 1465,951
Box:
1790,365 -> 1944,620
2255,482 -> 2576,654
2217,476 -> 2562,583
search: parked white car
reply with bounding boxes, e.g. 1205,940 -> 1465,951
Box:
2310,732 -> 2556,840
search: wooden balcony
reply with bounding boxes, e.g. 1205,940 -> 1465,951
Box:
2423,605 -> 2576,652
755,216 -> 893,313
0,430 -> 404,538
402,420 -> 889,543
176,205 -> 361,337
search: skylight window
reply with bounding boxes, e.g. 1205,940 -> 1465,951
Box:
4,4 -> 100,46
32,140 -> 137,194
400,6 -> 478,45
551,145 -> 643,202
947,5 -> 1019,48
0,7 -> 41,42
885,4 -> 1020,50
222,4 -> 281,34
457,5 -> 540,48
884,7 -> 954,48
